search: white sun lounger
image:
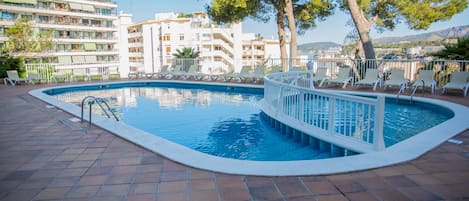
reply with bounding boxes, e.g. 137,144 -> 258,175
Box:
326,67 -> 353,88
313,68 -> 329,87
27,71 -> 45,85
4,70 -> 27,86
411,70 -> 436,94
355,69 -> 380,91
150,65 -> 169,79
244,66 -> 265,83
383,69 -> 408,91
167,65 -> 185,79
181,65 -> 206,80
218,66 -> 251,82
442,71 -> 469,96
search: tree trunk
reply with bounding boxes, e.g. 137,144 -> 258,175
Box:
276,8 -> 288,71
346,0 -> 376,63
284,0 -> 298,66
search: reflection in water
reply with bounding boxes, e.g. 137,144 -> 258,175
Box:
204,115 -> 264,159
54,86 -> 325,161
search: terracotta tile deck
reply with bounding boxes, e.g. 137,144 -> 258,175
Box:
0,82 -> 468,201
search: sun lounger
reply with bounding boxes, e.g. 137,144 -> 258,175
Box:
326,67 -> 353,88
27,71 -> 44,84
355,69 -> 380,91
181,65 -> 206,80
244,66 -> 265,83
166,65 -> 185,79
218,66 -> 251,82
411,69 -> 436,94
149,65 -> 169,79
3,70 -> 27,86
270,66 -> 281,73
313,68 -> 328,87
383,69 -> 408,91
442,71 -> 469,96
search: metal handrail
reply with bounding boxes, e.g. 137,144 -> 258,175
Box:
81,96 -> 119,125
409,80 -> 425,104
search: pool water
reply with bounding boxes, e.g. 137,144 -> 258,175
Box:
52,86 -> 336,161
50,83 -> 453,161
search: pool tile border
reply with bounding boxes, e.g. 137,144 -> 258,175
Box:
29,80 -> 469,176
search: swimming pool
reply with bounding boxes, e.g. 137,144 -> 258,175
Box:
32,82 -> 468,175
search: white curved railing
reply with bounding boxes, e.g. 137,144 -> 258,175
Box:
262,71 -> 385,153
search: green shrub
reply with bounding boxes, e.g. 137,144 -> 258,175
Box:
0,55 -> 24,78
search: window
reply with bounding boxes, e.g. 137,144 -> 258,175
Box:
71,44 -> 81,51
21,15 -> 32,21
163,34 -> 171,41
165,46 -> 171,55
38,15 -> 49,23
179,34 -> 184,41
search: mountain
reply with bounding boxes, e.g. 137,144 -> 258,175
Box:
297,42 -> 341,55
373,25 -> 469,45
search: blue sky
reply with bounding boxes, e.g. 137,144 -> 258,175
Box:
115,0 -> 469,45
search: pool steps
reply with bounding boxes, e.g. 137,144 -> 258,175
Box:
261,112 -> 360,158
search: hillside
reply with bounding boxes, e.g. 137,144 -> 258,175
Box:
297,42 -> 341,55
373,25 -> 469,45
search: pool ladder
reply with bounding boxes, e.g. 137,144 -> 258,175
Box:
81,96 -> 119,125
396,80 -> 425,104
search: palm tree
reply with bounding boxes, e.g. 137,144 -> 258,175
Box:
173,47 -> 200,71
172,47 -> 200,58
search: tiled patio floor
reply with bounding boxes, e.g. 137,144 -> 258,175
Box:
0,82 -> 468,201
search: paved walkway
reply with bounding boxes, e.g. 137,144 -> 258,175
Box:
0,83 -> 468,201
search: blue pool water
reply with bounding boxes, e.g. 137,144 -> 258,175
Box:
48,82 -> 453,161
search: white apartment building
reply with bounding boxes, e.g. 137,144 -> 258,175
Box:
0,0 -> 130,77
127,11 -> 285,75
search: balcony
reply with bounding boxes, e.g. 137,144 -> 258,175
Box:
128,32 -> 142,38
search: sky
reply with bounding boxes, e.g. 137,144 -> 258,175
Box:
115,0 -> 469,45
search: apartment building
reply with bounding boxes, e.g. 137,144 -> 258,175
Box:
127,11 -> 285,75
0,0 -> 130,77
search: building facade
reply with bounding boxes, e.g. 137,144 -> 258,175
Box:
0,0 -> 130,77
126,12 -> 286,75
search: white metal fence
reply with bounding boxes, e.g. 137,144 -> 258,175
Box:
263,71 -> 386,153
22,58 -> 467,88
24,62 -> 120,82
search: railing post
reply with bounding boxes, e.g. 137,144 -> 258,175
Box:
373,96 -> 385,151
309,70 -> 315,89
328,97 -> 335,135
299,91 -> 304,122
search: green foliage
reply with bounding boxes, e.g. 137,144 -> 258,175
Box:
207,0 -> 334,34
429,37 -> 469,60
340,0 -> 468,32
2,18 -> 54,54
206,0 -> 268,24
172,47 -> 200,58
294,0 -> 335,34
0,55 -> 24,78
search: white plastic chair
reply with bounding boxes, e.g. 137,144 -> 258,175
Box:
442,71 -> 469,96
383,69 -> 408,91
244,66 -> 265,83
355,69 -> 381,91
326,67 -> 353,88
182,65 -> 206,80
313,68 -> 329,87
4,70 -> 27,86
411,70 -> 436,94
